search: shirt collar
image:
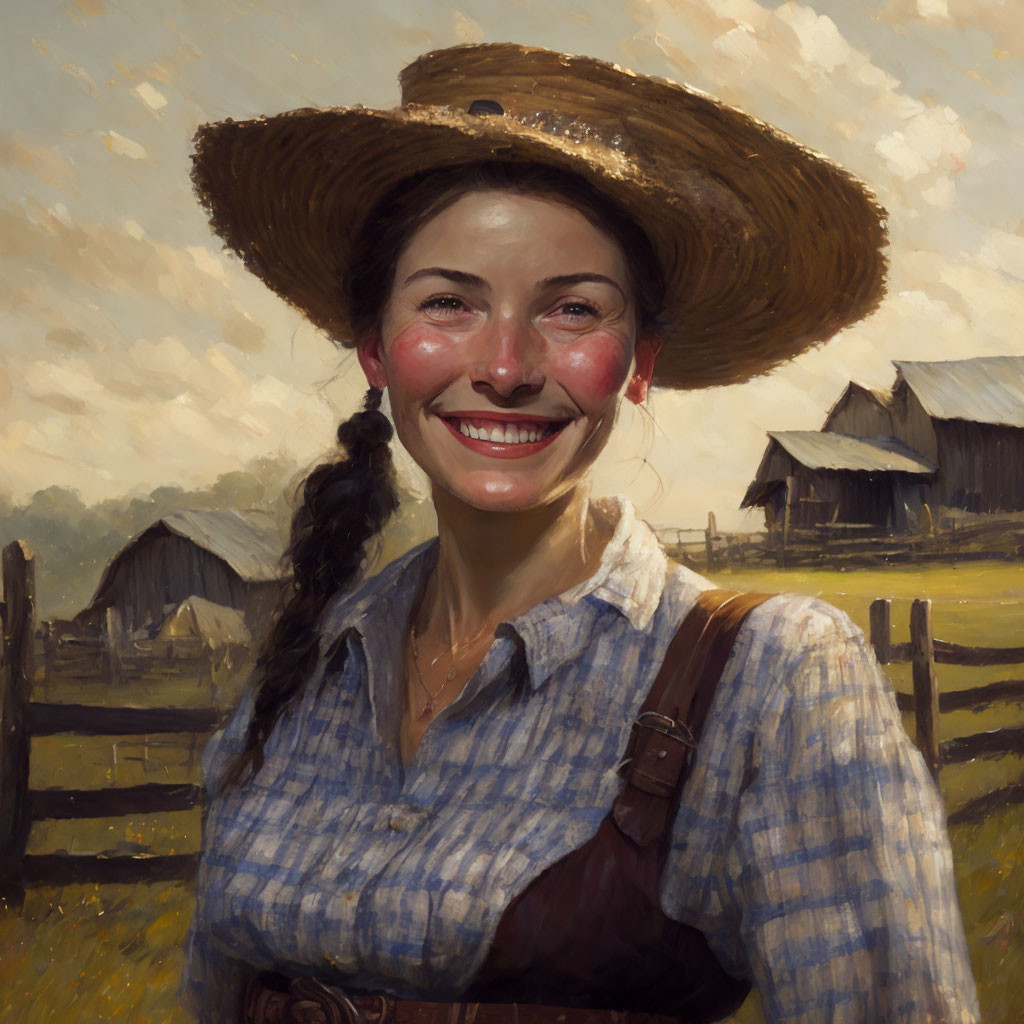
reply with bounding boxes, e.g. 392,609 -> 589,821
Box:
318,495 -> 669,694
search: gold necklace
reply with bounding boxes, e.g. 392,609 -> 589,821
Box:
409,624 -> 458,721
408,618 -> 496,721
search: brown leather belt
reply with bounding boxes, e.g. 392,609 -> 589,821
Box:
244,975 -> 674,1024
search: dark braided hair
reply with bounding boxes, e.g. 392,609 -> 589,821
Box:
221,386 -> 398,787
221,160 -> 665,788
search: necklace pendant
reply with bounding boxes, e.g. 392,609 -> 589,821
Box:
417,699 -> 434,722
446,665 -> 457,682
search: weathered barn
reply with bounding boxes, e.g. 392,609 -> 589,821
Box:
888,356 -> 1024,513
741,431 -> 936,533
823,381 -> 893,438
81,509 -> 286,634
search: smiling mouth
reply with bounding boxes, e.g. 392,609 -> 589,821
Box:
438,413 -> 572,452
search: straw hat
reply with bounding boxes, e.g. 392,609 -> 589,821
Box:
191,43 -> 887,389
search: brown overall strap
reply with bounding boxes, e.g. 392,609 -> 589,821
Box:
612,588 -> 773,846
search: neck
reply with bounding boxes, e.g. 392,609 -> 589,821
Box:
420,485 -> 609,643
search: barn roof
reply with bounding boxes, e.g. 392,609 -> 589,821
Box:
85,508 -> 285,616
769,431 -> 937,473
159,509 -> 283,582
895,356 -> 1024,428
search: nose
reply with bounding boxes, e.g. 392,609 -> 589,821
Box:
471,315 -> 545,402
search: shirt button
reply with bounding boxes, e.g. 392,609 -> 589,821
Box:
388,817 -> 406,831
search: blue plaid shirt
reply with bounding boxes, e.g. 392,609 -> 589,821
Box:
184,497 -> 978,1023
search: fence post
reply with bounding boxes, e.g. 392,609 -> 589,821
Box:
779,476 -> 796,568
0,541 -> 35,906
869,598 -> 891,664
910,598 -> 941,778
705,511 -> 717,571
103,606 -> 127,687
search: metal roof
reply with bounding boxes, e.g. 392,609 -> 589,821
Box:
159,509 -> 284,582
895,356 -> 1024,428
768,431 -> 937,473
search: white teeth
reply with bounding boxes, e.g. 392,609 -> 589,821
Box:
455,419 -> 555,443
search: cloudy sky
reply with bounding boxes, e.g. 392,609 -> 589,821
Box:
3,0 -> 1022,530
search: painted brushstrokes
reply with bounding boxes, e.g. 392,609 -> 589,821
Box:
2,2 -> 1022,1023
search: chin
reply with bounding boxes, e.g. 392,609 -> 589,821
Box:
446,473 -> 566,515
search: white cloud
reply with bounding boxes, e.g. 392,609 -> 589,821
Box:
131,81 -> 168,112
713,26 -> 760,70
103,131 -> 147,160
775,3 -> 852,74
916,0 -> 951,22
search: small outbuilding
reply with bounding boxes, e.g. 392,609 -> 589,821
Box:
81,508 -> 286,635
156,595 -> 252,649
741,430 -> 936,534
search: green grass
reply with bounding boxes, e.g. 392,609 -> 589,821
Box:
2,561 -> 1022,1023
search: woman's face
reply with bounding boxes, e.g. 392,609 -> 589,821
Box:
357,190 -> 658,513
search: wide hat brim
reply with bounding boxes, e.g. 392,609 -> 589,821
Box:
191,43 -> 887,389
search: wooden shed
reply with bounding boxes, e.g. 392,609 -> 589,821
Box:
888,356 -> 1024,513
742,431 -> 936,534
81,508 -> 286,634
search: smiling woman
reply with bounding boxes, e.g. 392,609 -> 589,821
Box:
183,43 -> 978,1024
361,188 -> 653,510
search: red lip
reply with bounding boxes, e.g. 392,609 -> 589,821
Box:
439,410 -> 567,425
438,415 -> 566,459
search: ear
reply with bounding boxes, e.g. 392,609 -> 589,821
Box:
356,331 -> 388,391
625,332 -> 662,405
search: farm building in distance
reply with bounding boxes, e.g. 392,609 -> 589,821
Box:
742,431 -> 935,533
743,355 -> 1024,534
887,358 -> 1024,513
79,508 -> 286,635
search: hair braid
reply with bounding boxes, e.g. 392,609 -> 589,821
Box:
221,386 -> 398,787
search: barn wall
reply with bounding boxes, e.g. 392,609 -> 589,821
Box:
890,382 -> 938,463
824,390 -> 893,438
934,421 -> 1024,511
107,533 -> 247,631
777,470 -> 926,531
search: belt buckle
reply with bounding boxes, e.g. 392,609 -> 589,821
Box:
633,710 -> 695,748
287,978 -> 392,1024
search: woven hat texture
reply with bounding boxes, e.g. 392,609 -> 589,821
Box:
192,43 -> 888,388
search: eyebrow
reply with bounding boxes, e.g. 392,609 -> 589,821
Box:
401,268 -> 627,299
539,273 -> 626,299
401,267 -> 489,289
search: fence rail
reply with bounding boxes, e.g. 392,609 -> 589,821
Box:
4,539 -> 1024,901
0,541 -> 221,905
26,702 -> 222,737
870,596 -> 1024,827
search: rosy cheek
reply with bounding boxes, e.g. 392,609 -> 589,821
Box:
385,326 -> 461,393
556,334 -> 633,403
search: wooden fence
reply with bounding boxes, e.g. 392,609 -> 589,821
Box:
869,597 -> 1024,825
4,536 -> 1024,903
663,509 -> 1024,571
0,542 -> 224,906
39,618 -> 220,698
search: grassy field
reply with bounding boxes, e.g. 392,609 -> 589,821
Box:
1,561 -> 1021,1023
